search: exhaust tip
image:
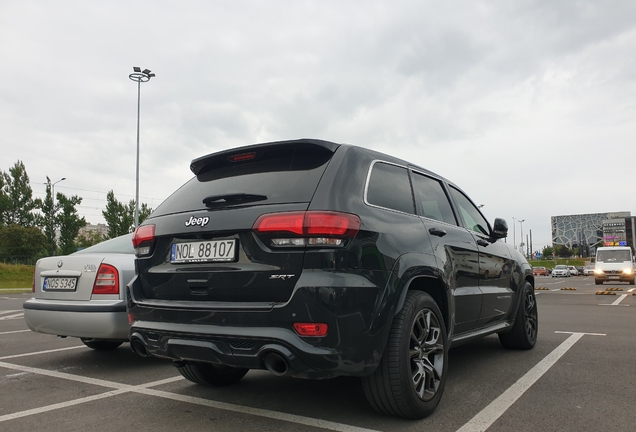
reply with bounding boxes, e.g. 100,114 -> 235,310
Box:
263,352 -> 290,376
130,335 -> 150,358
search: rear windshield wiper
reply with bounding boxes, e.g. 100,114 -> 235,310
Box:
202,193 -> 267,208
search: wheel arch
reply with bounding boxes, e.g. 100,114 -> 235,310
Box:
396,275 -> 450,336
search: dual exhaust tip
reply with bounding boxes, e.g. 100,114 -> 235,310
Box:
130,334 -> 292,377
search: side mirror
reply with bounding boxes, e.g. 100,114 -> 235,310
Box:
492,218 -> 508,239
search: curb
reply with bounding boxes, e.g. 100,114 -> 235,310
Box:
605,288 -> 623,291
560,287 -> 576,291
535,287 -> 549,290
596,291 -> 617,295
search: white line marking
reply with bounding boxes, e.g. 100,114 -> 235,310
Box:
0,310 -> 20,316
0,330 -> 31,335
456,332 -> 603,432
0,346 -> 84,360
610,294 -> 628,306
628,288 -> 635,293
0,313 -> 24,320
0,360 -> 380,432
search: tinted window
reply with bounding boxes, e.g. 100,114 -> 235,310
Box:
73,233 -> 134,255
449,187 -> 489,235
411,172 -> 457,225
366,162 -> 414,214
153,144 -> 333,216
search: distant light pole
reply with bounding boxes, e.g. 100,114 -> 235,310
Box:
518,219 -> 525,258
512,217 -> 516,250
51,177 -> 66,255
129,67 -> 155,229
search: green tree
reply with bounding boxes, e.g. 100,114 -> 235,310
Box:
0,225 -> 48,261
1,161 -> 37,227
0,172 -> 9,228
542,246 -> 554,259
76,230 -> 106,249
56,193 -> 86,255
35,177 -> 57,255
102,190 -> 152,238
555,245 -> 573,258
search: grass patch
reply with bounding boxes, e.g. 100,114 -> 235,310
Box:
0,263 -> 34,289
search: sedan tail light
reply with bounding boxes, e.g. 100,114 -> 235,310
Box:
92,264 -> 119,295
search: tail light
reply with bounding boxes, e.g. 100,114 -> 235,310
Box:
293,323 -> 328,337
92,263 -> 119,295
133,224 -> 155,256
253,211 -> 360,247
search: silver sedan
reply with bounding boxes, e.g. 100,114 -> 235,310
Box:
23,234 -> 134,350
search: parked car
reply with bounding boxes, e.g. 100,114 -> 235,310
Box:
533,266 -> 548,276
23,234 -> 134,350
127,139 -> 537,419
552,265 -> 571,277
568,265 -> 578,276
583,265 -> 595,276
575,266 -> 585,275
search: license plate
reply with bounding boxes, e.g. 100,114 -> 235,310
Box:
43,277 -> 77,291
170,240 -> 237,263
609,275 -> 620,279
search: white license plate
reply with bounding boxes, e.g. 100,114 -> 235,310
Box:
609,275 -> 620,279
43,277 -> 77,291
170,240 -> 237,263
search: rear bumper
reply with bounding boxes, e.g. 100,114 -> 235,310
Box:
127,272 -> 389,379
23,298 -> 129,340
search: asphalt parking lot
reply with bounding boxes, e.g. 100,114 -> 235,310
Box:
2,275 -> 635,432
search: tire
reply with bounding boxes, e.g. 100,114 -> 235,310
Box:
499,281 -> 538,350
630,279 -> 635,285
362,291 -> 447,419
595,280 -> 602,285
80,339 -> 123,350
176,362 -> 249,386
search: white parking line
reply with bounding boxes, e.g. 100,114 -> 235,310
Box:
456,331 -> 603,432
0,310 -> 20,316
599,294 -> 629,307
628,288 -> 635,293
0,346 -> 84,360
0,313 -> 24,320
0,330 -> 31,335
0,360 -> 380,432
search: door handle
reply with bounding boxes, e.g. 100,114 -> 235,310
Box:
429,227 -> 447,237
476,239 -> 489,247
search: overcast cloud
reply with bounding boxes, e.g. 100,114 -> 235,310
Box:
1,0 -> 635,251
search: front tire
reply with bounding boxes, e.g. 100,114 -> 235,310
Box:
499,281 -> 538,350
595,279 -> 602,285
362,291 -> 447,419
176,362 -> 248,386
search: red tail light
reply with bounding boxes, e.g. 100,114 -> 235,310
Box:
132,224 -> 155,256
92,263 -> 119,295
293,323 -> 328,337
253,211 -> 360,237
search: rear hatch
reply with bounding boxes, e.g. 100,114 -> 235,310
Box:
136,139 -> 342,305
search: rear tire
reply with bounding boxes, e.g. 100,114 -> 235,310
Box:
362,291 -> 447,419
80,339 -> 123,350
595,280 -> 602,285
176,362 -> 249,386
499,281 -> 538,350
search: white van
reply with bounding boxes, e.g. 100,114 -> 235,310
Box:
594,246 -> 635,285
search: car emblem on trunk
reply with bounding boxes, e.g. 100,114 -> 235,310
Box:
185,216 -> 210,227
57,260 -> 63,268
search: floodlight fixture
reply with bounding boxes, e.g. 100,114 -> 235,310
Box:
142,68 -> 151,74
133,66 -> 141,72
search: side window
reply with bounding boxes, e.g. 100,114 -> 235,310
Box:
411,172 -> 457,226
366,162 -> 415,214
449,186 -> 489,235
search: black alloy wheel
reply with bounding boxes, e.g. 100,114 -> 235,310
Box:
499,281 -> 538,350
362,291 -> 448,418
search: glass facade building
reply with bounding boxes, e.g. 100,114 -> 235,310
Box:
551,211 -> 632,255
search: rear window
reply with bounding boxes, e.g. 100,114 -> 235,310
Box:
153,143 -> 335,217
73,233 -> 134,255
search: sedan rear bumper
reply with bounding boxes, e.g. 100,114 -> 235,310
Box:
23,299 -> 129,340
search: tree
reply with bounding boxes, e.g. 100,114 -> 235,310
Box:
555,245 -> 573,258
0,172 -> 9,228
76,230 -> 106,249
1,161 -> 37,227
542,246 -> 554,259
56,193 -> 86,255
36,177 -> 57,255
0,225 -> 48,261
102,190 -> 152,238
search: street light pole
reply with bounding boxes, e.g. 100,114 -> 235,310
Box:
512,217 -> 516,250
128,67 -> 155,229
518,219 -> 525,258
51,177 -> 66,255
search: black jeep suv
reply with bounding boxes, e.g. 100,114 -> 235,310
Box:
128,139 -> 537,418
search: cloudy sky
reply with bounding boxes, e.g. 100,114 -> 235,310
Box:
2,0 -> 635,251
